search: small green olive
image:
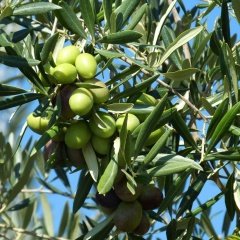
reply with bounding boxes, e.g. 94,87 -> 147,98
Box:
52,63 -> 77,84
27,112 -> 50,134
64,121 -> 91,149
116,113 -> 140,133
56,45 -> 80,65
89,112 -> 116,138
91,135 -> 111,155
84,79 -> 110,104
68,88 -> 94,116
75,53 -> 97,79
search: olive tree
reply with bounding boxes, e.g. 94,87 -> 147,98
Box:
0,0 -> 240,239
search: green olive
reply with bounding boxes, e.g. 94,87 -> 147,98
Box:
89,112 -> 116,138
116,113 -> 140,133
75,53 -> 97,79
64,121 -> 91,149
52,63 -> 77,84
84,79 -> 110,104
91,135 -> 111,155
68,88 -> 94,116
56,45 -> 80,65
27,112 -> 50,134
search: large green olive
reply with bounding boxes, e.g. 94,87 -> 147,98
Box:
116,113 -> 140,133
64,121 -> 91,149
68,88 -> 94,116
56,45 -> 80,65
52,63 -> 77,84
89,112 -> 116,138
75,53 -> 97,79
84,79 -> 110,104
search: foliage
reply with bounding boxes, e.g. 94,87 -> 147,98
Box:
0,0 -> 240,239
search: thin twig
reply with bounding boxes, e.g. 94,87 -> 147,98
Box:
0,224 -> 69,240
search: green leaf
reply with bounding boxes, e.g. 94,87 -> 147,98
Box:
144,129 -> 172,165
73,170 -> 93,214
233,170 -> 240,212
225,173 -> 235,220
97,156 -> 118,194
177,172 -> 208,217
171,111 -> 198,150
206,101 -> 240,155
13,2 -> 61,15
7,197 -> 35,211
0,84 -> 27,96
158,26 -> 204,66
55,2 -> 87,39
0,93 -> 44,110
232,0 -> 240,23
95,49 -> 124,59
113,0 -> 140,31
79,0 -> 95,41
99,30 -> 142,44
41,194 -> 54,236
107,103 -> 133,114
82,143 -> 99,182
58,203 -> 70,236
126,3 -> 147,30
162,68 -> 200,81
205,150 -> 240,161
221,0 -> 231,46
0,6 -> 13,20
206,97 -> 229,140
40,33 -> 59,64
147,154 -> 203,177
0,54 -> 40,67
83,215 -> 114,240
134,93 -> 168,158
103,0 -> 113,29
110,74 -> 159,102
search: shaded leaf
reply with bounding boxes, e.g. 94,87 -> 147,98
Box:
232,0 -> 240,23
95,49 -> 124,59
103,0 -> 113,29
0,84 -> 27,96
55,2 -> 87,39
73,170 -> 93,214
99,30 -> 142,44
0,54 -> 40,67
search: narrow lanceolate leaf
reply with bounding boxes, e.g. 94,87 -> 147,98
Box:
158,26 -> 204,66
83,215 -> 114,240
113,0 -> 140,31
232,0 -> 240,23
177,172 -> 208,217
79,0 -> 95,40
73,170 -> 93,214
99,30 -> 142,44
0,93 -> 44,110
206,97 -> 229,140
147,154 -> 202,177
0,55 -> 40,67
134,93 -> 168,157
107,103 -> 133,114
40,33 -> 59,64
58,203 -> 70,236
0,84 -> 26,96
171,111 -> 198,150
41,194 -> 54,236
97,156 -> 118,194
55,2 -> 87,39
144,129 -> 172,165
95,49 -> 124,59
225,173 -> 235,220
13,2 -> 61,15
126,3 -> 147,30
82,143 -> 98,182
103,0 -> 113,29
206,101 -> 240,155
221,0 -> 231,47
157,171 -> 190,215
162,68 -> 200,82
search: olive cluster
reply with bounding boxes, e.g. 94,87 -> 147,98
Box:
95,176 -> 164,235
